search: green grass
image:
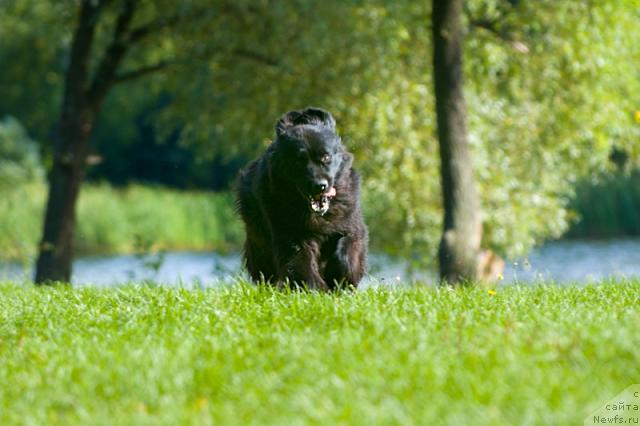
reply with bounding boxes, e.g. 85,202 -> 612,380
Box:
1,281 -> 639,425
0,183 -> 243,261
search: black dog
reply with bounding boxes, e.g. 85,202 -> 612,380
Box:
236,107 -> 367,290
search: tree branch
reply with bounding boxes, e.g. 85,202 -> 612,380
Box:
64,0 -> 105,99
112,46 -> 279,85
470,18 -> 512,40
125,8 -> 206,44
113,61 -> 172,84
87,2 -> 278,98
232,48 -> 279,67
88,0 -> 137,104
113,0 -> 135,37
110,45 -> 278,87
469,18 -> 529,53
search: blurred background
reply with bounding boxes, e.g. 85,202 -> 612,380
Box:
0,0 -> 638,285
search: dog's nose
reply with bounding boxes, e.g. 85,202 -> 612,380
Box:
314,180 -> 329,194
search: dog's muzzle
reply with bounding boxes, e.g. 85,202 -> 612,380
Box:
308,186 -> 336,216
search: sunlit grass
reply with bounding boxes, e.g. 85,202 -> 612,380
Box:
1,280 -> 638,425
0,183 -> 242,261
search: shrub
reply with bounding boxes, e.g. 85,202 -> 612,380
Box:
0,116 -> 43,188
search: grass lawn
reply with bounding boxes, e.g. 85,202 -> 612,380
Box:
0,281 -> 639,425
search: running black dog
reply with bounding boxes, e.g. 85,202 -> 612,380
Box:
236,107 -> 367,290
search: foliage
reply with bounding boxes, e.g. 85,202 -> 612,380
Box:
1,1 -> 639,266
0,3 -> 69,141
0,184 -> 242,262
0,281 -> 639,424
568,169 -> 640,238
162,0 -> 640,263
466,0 -> 640,255
344,1 -> 640,261
87,100 -> 248,190
0,116 -> 44,188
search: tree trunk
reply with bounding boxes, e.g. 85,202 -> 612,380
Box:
34,1 -> 101,284
432,0 -> 482,284
33,1 -> 159,283
34,108 -> 94,283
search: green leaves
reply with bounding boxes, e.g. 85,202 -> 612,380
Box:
1,0 -> 638,265
0,116 -> 44,188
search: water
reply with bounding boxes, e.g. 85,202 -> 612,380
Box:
502,239 -> 640,283
2,239 -> 639,287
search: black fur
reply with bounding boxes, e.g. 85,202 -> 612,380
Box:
236,107 -> 368,290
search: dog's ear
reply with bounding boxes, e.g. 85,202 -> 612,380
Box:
299,107 -> 336,132
275,107 -> 336,136
275,110 -> 303,137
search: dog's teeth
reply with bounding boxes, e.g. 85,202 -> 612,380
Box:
309,197 -> 330,214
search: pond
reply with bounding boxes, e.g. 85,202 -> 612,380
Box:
1,239 -> 639,287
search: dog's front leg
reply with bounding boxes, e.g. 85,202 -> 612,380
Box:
277,240 -> 328,291
324,235 -> 367,288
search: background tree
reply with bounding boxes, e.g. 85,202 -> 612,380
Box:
35,1 -> 180,283
340,0 -> 640,268
31,0 -> 286,283
1,1 -> 638,276
432,0 -> 481,283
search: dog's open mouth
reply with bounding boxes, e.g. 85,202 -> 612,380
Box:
308,187 -> 336,216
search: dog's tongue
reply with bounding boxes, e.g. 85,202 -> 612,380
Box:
325,187 -> 336,197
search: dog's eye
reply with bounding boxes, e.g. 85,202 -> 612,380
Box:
320,154 -> 331,164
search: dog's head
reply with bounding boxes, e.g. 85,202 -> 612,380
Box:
270,107 -> 352,215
